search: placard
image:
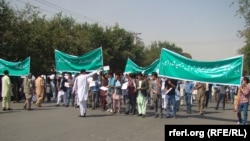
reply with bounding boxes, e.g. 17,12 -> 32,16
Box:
103,65 -> 110,71
64,82 -> 69,88
89,81 -> 96,87
121,82 -> 128,90
100,86 -> 108,91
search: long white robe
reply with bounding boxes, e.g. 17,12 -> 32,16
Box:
2,75 -> 12,97
73,71 -> 97,102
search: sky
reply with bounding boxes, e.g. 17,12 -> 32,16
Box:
7,0 -> 246,61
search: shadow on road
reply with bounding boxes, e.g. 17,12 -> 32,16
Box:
0,110 -> 21,114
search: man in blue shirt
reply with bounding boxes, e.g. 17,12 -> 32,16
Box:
90,73 -> 101,110
184,81 -> 194,114
165,78 -> 177,118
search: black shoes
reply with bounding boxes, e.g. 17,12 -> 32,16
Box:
2,108 -> 12,111
137,113 -> 145,118
154,114 -> 158,118
78,113 -> 86,117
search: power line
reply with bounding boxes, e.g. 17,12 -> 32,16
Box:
13,0 -> 139,35
15,0 -> 57,16
34,0 -> 112,27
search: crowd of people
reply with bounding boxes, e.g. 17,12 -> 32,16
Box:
1,69 -> 250,125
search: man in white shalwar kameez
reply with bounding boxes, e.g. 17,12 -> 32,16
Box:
73,69 -> 99,117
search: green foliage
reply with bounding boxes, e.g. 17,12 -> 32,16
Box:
142,41 -> 186,66
237,0 -> 250,75
0,0 -> 192,75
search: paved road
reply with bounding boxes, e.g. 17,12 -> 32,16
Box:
0,101 -> 249,141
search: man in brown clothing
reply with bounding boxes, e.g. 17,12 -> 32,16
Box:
195,82 -> 206,115
35,74 -> 44,107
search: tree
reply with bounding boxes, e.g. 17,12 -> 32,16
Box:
237,0 -> 250,75
182,52 -> 192,59
102,24 -> 144,73
0,0 -> 16,60
142,41 -> 190,66
0,0 -> 192,75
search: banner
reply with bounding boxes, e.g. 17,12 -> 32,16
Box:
124,58 -> 160,75
55,47 -> 103,73
0,57 -> 30,76
142,59 -> 160,75
159,48 -> 243,85
124,58 -> 142,74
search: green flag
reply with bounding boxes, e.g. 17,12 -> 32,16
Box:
124,58 -> 142,74
142,59 -> 160,75
159,48 -> 243,85
0,57 -> 30,76
55,47 -> 103,73
124,58 -> 160,75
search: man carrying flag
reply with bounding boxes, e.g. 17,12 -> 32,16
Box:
73,68 -> 101,117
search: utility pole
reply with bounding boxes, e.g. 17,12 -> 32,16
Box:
133,32 -> 142,45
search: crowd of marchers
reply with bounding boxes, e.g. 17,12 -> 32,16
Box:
1,69 -> 250,125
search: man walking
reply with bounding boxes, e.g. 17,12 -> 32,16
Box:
195,82 -> 206,115
90,73 -> 101,110
1,70 -> 13,111
73,69 -> 99,117
65,72 -> 74,107
125,74 -> 137,115
151,72 -> 162,118
35,74 -> 45,107
204,83 -> 212,108
136,73 -> 148,118
236,77 -> 250,125
165,78 -> 177,118
215,85 -> 228,111
184,81 -> 194,114
23,73 -> 33,110
56,72 -> 67,106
